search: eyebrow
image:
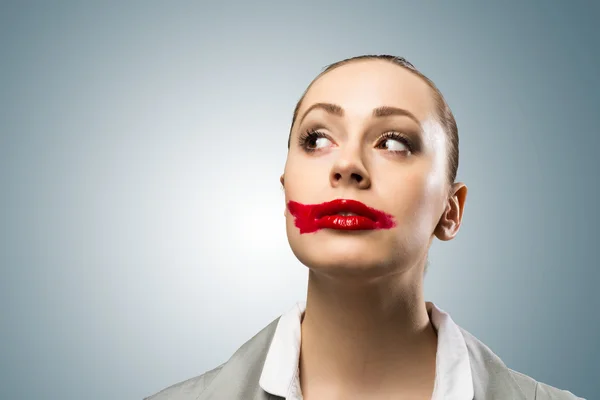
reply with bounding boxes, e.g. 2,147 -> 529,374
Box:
298,103 -> 344,126
372,106 -> 420,125
298,102 -> 421,127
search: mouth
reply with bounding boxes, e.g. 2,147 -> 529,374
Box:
287,199 -> 396,234
314,199 -> 378,220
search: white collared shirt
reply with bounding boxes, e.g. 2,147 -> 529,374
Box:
259,301 -> 474,400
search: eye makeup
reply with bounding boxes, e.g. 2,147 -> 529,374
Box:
298,128 -> 334,153
297,126 -> 420,156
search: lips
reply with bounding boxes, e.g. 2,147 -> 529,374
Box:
287,199 -> 396,234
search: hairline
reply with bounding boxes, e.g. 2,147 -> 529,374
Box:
290,59 -> 442,132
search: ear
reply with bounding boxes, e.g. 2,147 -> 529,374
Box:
280,174 -> 286,217
434,182 -> 468,241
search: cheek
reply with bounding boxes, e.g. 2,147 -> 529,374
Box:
383,167 -> 446,229
283,155 -> 330,201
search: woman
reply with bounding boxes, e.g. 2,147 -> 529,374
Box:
146,55 -> 583,400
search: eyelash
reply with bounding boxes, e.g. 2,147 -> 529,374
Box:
298,129 -> 330,153
375,131 -> 414,153
298,129 -> 414,154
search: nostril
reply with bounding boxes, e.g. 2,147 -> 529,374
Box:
332,172 -> 365,184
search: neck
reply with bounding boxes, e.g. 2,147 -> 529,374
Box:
299,266 -> 437,398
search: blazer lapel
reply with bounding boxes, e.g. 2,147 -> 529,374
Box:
460,327 -> 528,399
198,318 -> 282,400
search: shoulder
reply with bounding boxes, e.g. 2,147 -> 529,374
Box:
458,326 -> 584,399
143,364 -> 224,400
508,369 -> 585,400
143,317 -> 280,400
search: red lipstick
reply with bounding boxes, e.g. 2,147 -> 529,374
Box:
287,199 -> 396,234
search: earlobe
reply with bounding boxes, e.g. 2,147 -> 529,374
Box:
434,183 -> 468,241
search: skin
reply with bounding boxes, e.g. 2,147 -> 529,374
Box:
280,59 -> 468,400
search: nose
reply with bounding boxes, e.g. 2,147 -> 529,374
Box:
329,146 -> 371,190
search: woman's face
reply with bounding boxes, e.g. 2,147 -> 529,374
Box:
282,60 -> 459,278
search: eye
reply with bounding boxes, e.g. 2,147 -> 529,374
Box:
299,129 -> 334,152
375,132 -> 412,154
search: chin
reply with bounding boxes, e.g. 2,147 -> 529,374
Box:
287,227 -> 397,275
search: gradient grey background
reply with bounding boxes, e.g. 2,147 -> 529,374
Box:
1,1 -> 598,399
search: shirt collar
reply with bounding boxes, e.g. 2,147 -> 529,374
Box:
259,302 -> 305,398
427,301 -> 474,399
259,301 -> 474,400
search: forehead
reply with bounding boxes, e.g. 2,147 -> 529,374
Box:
299,60 -> 436,123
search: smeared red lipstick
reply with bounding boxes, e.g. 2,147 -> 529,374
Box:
287,199 -> 396,234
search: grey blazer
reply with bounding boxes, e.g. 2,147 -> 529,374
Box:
145,318 -> 584,400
